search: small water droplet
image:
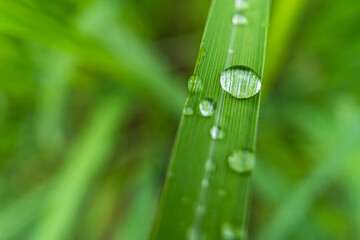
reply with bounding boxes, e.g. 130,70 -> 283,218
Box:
220,66 -> 261,99
199,98 -> 216,117
232,14 -> 248,25
188,75 -> 203,94
205,159 -> 215,171
183,107 -> 194,116
210,126 -> 224,140
221,222 -> 246,240
227,149 -> 256,174
228,48 -> 234,54
201,179 -> 209,188
235,0 -> 249,10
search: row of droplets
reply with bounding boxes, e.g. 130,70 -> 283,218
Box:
233,0 -> 249,26
183,97 -> 255,174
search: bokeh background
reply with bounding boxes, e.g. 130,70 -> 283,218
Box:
1,0 -> 360,239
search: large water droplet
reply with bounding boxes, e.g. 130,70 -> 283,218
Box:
221,222 -> 246,240
227,149 -> 256,174
188,75 -> 203,94
220,66 -> 261,99
199,98 -> 216,117
210,126 -> 224,140
235,0 -> 249,10
232,14 -> 248,25
183,107 -> 194,116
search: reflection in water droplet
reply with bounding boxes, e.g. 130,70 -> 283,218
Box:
227,149 -> 255,174
210,126 -> 224,140
232,14 -> 248,25
183,107 -> 194,116
220,66 -> 261,99
188,75 -> 203,94
199,98 -> 216,117
235,0 -> 249,10
221,222 -> 246,240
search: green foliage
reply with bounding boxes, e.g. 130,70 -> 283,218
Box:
151,0 -> 270,239
0,0 -> 360,239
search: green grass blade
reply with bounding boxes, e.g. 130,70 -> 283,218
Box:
255,114 -> 360,240
0,0 -> 186,117
35,51 -> 76,152
30,93 -> 129,240
151,0 -> 270,239
263,0 -> 308,90
0,185 -> 46,239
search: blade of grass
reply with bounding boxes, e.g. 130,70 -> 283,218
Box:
262,0 -> 308,92
114,164 -> 159,240
30,93 -> 129,240
255,112 -> 360,240
34,50 -> 76,153
0,0 -> 186,117
0,185 -> 46,239
151,0 -> 270,239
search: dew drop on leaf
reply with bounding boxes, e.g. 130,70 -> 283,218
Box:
199,98 -> 216,117
232,14 -> 248,25
220,66 -> 261,99
227,149 -> 255,174
210,126 -> 224,140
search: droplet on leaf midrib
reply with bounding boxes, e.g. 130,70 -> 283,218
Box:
220,65 -> 261,99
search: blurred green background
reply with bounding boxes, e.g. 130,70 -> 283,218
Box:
0,0 -> 360,239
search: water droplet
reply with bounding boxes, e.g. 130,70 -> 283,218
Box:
227,149 -> 256,174
228,49 -> 234,54
210,126 -> 224,140
221,222 -> 246,240
201,179 -> 209,188
188,75 -> 203,94
235,0 -> 249,10
183,107 -> 194,116
205,159 -> 215,171
232,14 -> 248,25
198,46 -> 206,64
220,66 -> 261,99
199,98 -> 216,117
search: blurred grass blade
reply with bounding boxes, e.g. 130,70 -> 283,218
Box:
256,114 -> 360,240
76,0 -> 186,117
263,0 -> 308,90
30,93 -> 129,240
0,186 -> 46,239
114,165 -> 159,240
35,51 -> 76,152
0,0 -> 186,117
151,0 -> 270,239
